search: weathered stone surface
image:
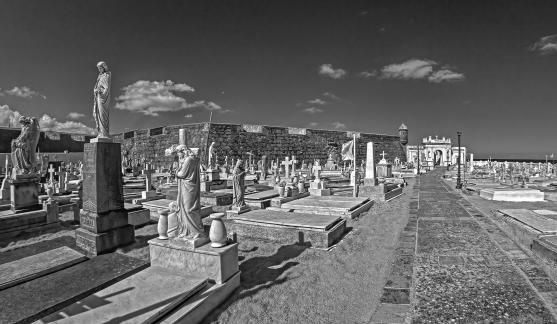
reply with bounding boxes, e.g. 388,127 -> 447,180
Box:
201,191 -> 233,206
480,188 -> 544,202
79,209 -> 128,233
0,209 -> 47,235
40,267 -> 208,324
282,196 -> 373,219
113,123 -> 406,174
82,142 -> 124,214
10,178 -> 41,212
231,210 -> 346,249
0,252 -> 147,324
499,209 -> 557,234
149,239 -> 239,284
75,225 -> 135,256
0,246 -> 87,291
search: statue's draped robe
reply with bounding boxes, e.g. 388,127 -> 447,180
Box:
176,155 -> 205,238
11,119 -> 40,176
232,166 -> 246,207
93,71 -> 111,138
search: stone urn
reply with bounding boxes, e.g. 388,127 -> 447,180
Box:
277,185 -> 285,197
209,212 -> 227,248
297,181 -> 305,193
157,209 -> 169,240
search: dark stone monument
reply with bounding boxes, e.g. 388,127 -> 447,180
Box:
75,141 -> 135,256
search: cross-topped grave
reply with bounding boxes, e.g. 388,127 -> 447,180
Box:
48,164 -> 56,185
379,151 -> 388,164
142,163 -> 155,192
291,155 -> 299,176
312,163 -> 322,182
281,156 -> 294,179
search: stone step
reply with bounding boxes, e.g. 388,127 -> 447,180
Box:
39,266 -> 208,324
0,252 -> 148,324
0,246 -> 87,291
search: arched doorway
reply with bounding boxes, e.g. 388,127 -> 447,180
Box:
434,150 -> 443,166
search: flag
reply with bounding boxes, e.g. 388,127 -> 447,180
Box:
341,140 -> 354,161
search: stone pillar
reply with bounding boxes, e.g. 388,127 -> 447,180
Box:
364,142 -> 377,186
469,153 -> 474,172
75,141 -> 134,256
179,128 -> 187,146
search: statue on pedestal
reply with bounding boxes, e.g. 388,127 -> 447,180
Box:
175,145 -> 206,239
207,142 -> 215,169
11,116 -> 40,178
232,159 -> 246,208
93,61 -> 111,139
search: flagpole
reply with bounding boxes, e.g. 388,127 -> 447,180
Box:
353,133 -> 357,197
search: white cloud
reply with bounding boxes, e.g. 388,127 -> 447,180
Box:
115,80 -> 228,116
0,104 -> 22,126
303,107 -> 323,114
318,64 -> 347,79
531,34 -> 557,55
184,114 -> 193,118
67,112 -> 85,120
0,104 -> 95,134
1,86 -> 46,99
359,71 -> 377,78
332,121 -> 347,130
380,59 -> 436,80
376,59 -> 465,83
308,122 -> 319,128
307,98 -> 326,105
322,92 -> 341,101
39,115 -> 96,135
428,69 -> 465,83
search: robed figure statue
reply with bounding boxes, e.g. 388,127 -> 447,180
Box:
231,159 -> 246,208
175,145 -> 206,239
11,116 -> 40,178
93,61 -> 111,138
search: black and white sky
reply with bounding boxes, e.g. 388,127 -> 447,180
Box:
1,0 -> 556,158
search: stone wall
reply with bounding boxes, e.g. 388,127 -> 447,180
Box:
113,123 -> 407,169
0,128 -> 92,153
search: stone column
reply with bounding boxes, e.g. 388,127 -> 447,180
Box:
179,129 -> 187,146
364,142 -> 377,186
75,141 -> 134,256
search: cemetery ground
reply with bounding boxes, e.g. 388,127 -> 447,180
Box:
6,169 -> 557,323
1,181 -> 415,324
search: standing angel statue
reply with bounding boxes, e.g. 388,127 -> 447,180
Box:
93,61 -> 111,139
11,116 -> 40,178
175,145 -> 206,239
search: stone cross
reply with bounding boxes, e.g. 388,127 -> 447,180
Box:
291,155 -> 299,176
142,163 -> 155,191
380,151 -> 387,160
48,164 -> 56,185
281,156 -> 294,179
312,163 -> 322,182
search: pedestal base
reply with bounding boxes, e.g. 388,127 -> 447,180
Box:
75,225 -> 135,256
10,178 -> 41,212
149,238 -> 239,284
226,205 -> 251,218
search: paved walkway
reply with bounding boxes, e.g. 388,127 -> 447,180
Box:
373,169 -> 557,323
